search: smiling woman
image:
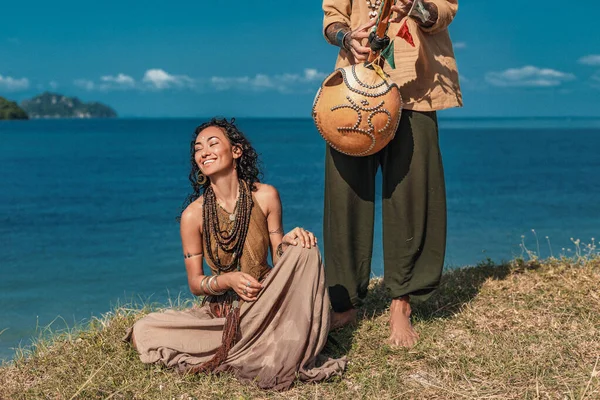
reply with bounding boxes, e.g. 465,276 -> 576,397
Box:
124,118 -> 346,390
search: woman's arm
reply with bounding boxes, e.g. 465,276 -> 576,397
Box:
256,184 -> 317,266
180,203 -> 211,296
255,184 -> 285,265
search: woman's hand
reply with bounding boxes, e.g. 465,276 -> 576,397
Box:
282,227 -> 317,249
221,272 -> 262,302
344,19 -> 377,62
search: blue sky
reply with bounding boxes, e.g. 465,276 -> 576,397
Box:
1,0 -> 599,117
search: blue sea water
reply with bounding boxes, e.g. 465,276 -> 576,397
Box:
1,117 -> 600,360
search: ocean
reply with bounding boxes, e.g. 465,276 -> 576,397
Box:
1,117 -> 599,360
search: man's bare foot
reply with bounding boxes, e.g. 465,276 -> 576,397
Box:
388,296 -> 419,348
330,308 -> 357,330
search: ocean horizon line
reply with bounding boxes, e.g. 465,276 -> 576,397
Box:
3,115 -> 600,121
111,115 -> 600,120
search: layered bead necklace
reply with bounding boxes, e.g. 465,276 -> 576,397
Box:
366,0 -> 382,19
202,180 -> 253,273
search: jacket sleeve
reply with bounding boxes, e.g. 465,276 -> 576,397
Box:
421,0 -> 458,34
322,0 -> 352,44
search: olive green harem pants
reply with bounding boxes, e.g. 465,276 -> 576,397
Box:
324,110 -> 446,312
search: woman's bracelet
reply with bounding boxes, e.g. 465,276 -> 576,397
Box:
184,251 -> 202,259
207,275 -> 227,296
200,276 -> 210,294
276,242 -> 286,258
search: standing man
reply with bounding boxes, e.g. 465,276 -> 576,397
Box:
322,0 -> 462,347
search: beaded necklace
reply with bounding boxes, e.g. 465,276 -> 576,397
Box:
366,0 -> 382,19
202,180 -> 253,273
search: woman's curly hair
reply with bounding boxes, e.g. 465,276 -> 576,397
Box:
180,118 -> 262,216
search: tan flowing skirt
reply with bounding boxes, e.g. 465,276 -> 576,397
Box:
127,245 -> 347,390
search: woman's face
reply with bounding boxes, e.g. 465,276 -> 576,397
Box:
194,126 -> 241,178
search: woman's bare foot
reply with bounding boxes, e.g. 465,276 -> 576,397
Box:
388,296 -> 419,348
330,308 -> 358,330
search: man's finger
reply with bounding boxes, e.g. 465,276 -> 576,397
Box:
359,18 -> 377,31
391,3 -> 412,12
353,50 -> 368,62
353,43 -> 371,54
353,31 -> 371,39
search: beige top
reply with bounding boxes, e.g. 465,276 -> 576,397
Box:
203,196 -> 271,281
323,0 -> 463,111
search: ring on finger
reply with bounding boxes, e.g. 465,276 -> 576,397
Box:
246,281 -> 251,287
243,288 -> 248,295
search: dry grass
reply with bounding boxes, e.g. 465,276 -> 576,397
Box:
1,258 -> 599,399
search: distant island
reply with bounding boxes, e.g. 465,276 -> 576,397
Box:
0,96 -> 29,120
20,92 -> 117,119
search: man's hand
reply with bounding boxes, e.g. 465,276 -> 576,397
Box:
391,0 -> 438,27
390,0 -> 414,23
344,19 -> 377,62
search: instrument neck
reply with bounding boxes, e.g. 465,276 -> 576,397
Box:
368,0 -> 394,63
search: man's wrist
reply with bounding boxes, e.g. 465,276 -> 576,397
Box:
418,1 -> 438,28
326,22 -> 351,50
335,28 -> 351,50
341,30 -> 352,51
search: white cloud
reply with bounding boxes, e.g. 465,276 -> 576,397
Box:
101,73 -> 135,88
74,70 -> 193,91
454,42 -> 467,49
71,68 -> 324,93
592,71 -> 600,84
211,74 -> 276,91
210,68 -> 326,93
485,66 -> 575,87
0,74 -> 30,91
578,55 -> 600,66
142,69 -> 194,89
49,81 -> 59,90
304,68 -> 326,81
74,79 -> 96,91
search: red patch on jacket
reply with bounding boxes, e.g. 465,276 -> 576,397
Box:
397,20 -> 415,47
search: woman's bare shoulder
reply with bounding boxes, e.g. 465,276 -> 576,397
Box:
253,183 -> 281,215
253,183 -> 280,202
180,196 -> 204,226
